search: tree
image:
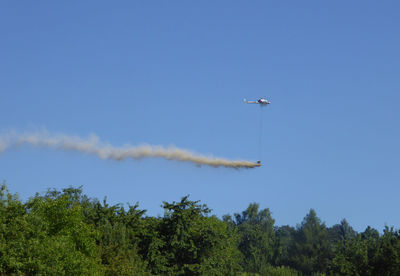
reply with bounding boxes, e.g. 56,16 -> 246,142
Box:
86,198 -> 148,275
274,225 -> 296,267
0,183 -> 103,275
371,226 -> 400,276
329,219 -> 357,243
288,209 -> 332,275
155,195 -> 241,275
233,203 -> 276,274
0,182 -> 28,274
332,235 -> 370,275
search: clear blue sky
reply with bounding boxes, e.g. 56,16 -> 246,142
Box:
1,1 -> 399,232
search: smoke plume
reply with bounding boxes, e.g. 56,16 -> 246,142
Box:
0,131 -> 259,169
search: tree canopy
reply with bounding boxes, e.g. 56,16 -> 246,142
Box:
1,181 -> 399,275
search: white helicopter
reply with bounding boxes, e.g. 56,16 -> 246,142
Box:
243,97 -> 271,105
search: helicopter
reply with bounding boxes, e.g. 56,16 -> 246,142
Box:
243,97 -> 271,105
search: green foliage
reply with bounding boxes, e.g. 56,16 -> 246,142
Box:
274,225 -> 296,267
153,195 -> 241,275
328,219 -> 357,243
287,209 -> 332,275
0,182 -> 102,275
1,181 -> 400,275
236,265 -> 299,276
332,225 -> 400,276
373,226 -> 400,275
264,265 -> 301,276
332,235 -> 370,275
90,199 -> 148,275
232,203 -> 276,274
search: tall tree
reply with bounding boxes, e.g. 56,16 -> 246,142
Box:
0,183 -> 103,275
372,226 -> 400,276
233,203 -> 276,274
329,219 -> 357,243
288,209 -> 332,275
274,225 -> 296,267
155,195 -> 240,275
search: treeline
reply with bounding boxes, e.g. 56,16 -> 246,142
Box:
0,183 -> 399,275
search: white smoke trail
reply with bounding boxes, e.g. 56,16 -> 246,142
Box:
0,131 -> 259,169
